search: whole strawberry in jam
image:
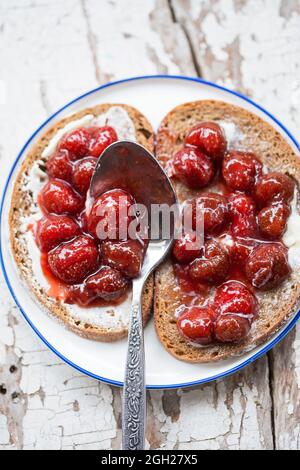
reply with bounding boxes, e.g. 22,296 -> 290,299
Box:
222,151 -> 262,192
46,150 -> 73,183
87,189 -> 135,241
230,237 -> 257,267
172,232 -> 203,264
214,281 -> 256,343
245,243 -> 291,290
67,266 -> 128,305
72,157 -> 97,195
188,240 -> 230,284
85,266 -> 128,301
229,193 -> 257,237
59,128 -> 91,159
191,193 -> 229,235
184,122 -> 226,161
258,202 -> 290,240
215,315 -> 251,343
214,281 -> 257,318
171,147 -> 214,189
47,235 -> 99,284
36,215 -> 80,252
254,172 -> 295,206
177,306 -> 217,345
101,239 -> 145,278
39,179 -> 84,215
89,126 -> 118,157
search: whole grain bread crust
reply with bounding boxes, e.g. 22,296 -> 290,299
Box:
155,100 -> 300,362
10,103 -> 155,341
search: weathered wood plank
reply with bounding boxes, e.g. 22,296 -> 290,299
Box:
148,361 -> 273,450
171,0 -> 300,449
270,329 -> 300,450
81,0 -> 195,80
172,0 -> 300,134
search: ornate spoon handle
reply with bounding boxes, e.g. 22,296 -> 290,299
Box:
122,289 -> 146,450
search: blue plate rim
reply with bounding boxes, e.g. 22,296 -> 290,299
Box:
1,74 -> 300,389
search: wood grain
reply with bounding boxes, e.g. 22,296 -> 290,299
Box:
0,0 -> 299,449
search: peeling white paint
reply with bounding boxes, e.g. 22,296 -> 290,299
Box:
293,328 -> 300,388
0,415 -> 10,446
175,0 -> 300,134
0,328 -> 14,347
83,0 -> 183,79
148,369 -> 272,450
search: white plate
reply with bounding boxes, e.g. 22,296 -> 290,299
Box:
1,75 -> 300,389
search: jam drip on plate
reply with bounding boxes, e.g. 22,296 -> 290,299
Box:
170,121 -> 294,346
33,125 -> 146,308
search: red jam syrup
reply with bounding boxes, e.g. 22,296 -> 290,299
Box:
171,121 -> 294,346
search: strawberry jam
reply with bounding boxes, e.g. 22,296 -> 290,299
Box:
177,306 -> 217,345
172,121 -> 294,346
34,125 -> 146,307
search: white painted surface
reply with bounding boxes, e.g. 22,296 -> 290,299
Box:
0,0 -> 299,450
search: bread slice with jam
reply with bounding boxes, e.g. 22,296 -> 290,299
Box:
10,103 -> 155,341
154,100 -> 300,362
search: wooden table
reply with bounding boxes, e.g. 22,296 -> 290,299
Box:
0,0 -> 299,450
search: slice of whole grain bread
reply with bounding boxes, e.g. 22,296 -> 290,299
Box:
155,100 -> 300,362
10,103 -> 155,341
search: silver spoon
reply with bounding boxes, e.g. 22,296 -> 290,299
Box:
90,141 -> 178,450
